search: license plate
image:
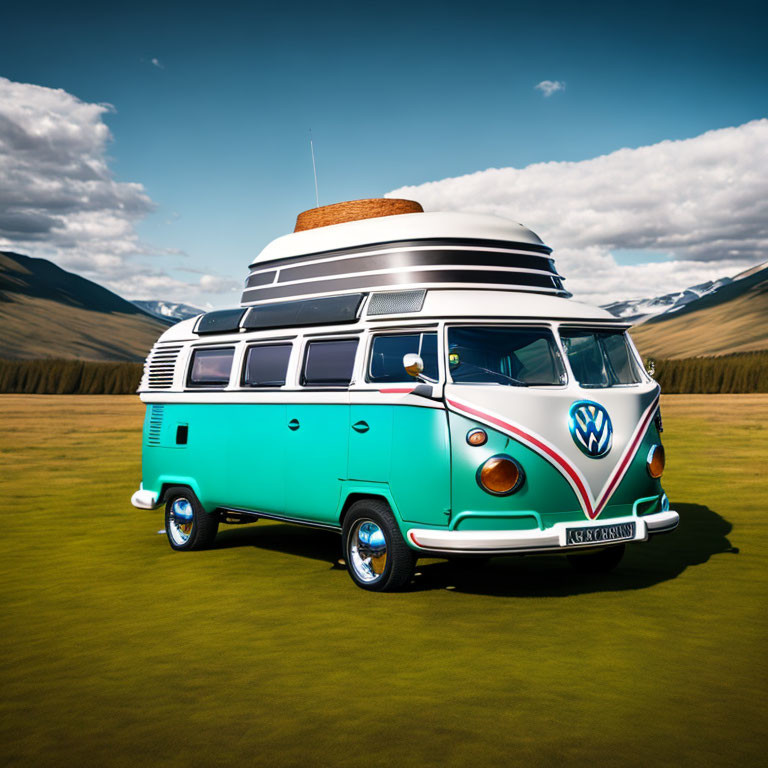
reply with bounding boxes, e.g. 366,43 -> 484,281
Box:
566,521 -> 635,546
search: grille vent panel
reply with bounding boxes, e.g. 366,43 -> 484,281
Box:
367,289 -> 427,316
144,344 -> 182,390
147,405 -> 164,446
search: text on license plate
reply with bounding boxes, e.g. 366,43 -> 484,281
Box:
566,522 -> 636,546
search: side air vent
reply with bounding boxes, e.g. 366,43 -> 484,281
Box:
367,289 -> 427,316
144,344 -> 183,390
147,405 -> 164,446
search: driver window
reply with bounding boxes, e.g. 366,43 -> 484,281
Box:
368,333 -> 439,382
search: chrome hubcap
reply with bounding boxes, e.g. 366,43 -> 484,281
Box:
349,520 -> 388,583
169,498 -> 194,545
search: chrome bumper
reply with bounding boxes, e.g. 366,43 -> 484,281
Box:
407,509 -> 679,555
131,488 -> 160,510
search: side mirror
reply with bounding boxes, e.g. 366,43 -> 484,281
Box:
403,353 -> 424,379
645,358 -> 656,378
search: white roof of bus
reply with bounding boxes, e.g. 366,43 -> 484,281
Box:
251,212 -> 547,266
421,290 -> 613,320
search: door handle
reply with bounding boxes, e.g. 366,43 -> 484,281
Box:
288,418 -> 300,431
352,420 -> 370,433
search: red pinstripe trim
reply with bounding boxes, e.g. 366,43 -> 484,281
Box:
592,398 -> 658,517
447,395 -> 660,521
379,387 -> 414,393
447,398 -> 595,517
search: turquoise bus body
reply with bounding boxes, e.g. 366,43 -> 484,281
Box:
140,401 -> 665,533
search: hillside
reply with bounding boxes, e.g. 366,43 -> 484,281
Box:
0,251 -> 169,361
630,262 -> 768,359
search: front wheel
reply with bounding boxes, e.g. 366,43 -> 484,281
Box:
342,500 -> 416,592
164,487 -> 219,551
567,543 -> 625,573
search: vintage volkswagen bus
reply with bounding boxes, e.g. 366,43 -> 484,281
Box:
131,199 -> 678,591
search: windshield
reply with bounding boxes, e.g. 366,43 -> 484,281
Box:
447,326 -> 567,386
559,329 -> 643,387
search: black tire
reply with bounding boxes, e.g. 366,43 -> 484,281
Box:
567,543 -> 625,573
342,499 -> 416,592
164,486 -> 219,551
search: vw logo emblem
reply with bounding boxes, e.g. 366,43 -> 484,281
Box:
569,400 -> 613,458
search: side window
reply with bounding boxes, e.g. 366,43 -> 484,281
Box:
187,347 -> 235,388
242,344 -> 292,387
302,339 -> 359,386
368,333 -> 439,382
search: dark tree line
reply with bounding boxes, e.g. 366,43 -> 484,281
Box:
0,353 -> 765,394
0,359 -> 143,394
651,352 -> 768,394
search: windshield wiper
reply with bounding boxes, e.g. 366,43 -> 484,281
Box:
458,363 -> 529,386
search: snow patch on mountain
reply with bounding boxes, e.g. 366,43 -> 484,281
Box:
602,279 -> 731,323
132,300 -> 205,322
602,260 -> 767,323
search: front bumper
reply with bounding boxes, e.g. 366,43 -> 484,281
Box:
407,509 -> 679,555
131,488 -> 160,510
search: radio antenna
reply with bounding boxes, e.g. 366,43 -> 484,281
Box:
309,130 -> 320,208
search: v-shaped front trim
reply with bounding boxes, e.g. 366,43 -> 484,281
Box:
447,395 -> 659,520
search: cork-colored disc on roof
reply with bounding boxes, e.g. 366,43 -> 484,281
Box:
294,198 -> 423,232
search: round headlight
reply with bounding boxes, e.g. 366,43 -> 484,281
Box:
477,455 -> 524,496
647,444 -> 665,478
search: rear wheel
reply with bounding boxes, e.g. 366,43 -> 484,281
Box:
164,486 -> 219,551
567,544 -> 625,573
342,500 -> 416,592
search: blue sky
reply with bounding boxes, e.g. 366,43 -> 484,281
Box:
1,0 -> 766,306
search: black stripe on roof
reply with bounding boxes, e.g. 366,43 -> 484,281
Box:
248,237 -> 552,270
241,269 -> 566,304
244,248 -> 559,288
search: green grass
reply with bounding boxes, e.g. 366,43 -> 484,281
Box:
1,394 -> 766,767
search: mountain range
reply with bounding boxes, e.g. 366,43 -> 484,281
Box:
628,261 -> 768,359
1,250 -> 766,362
131,300 -> 204,322
0,251 -> 169,361
601,276 -> 736,324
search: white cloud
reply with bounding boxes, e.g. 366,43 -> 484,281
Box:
150,57 -> 164,69
535,80 -> 565,97
0,77 -> 234,302
199,274 -> 241,294
388,120 -> 768,304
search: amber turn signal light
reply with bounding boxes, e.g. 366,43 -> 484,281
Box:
647,444 -> 665,478
477,455 -> 524,496
467,428 -> 488,446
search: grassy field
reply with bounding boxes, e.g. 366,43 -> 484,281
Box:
1,395 -> 766,767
